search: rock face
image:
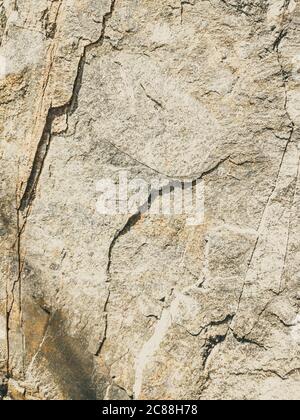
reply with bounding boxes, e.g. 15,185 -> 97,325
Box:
0,0 -> 300,400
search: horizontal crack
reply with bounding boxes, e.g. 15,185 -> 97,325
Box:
106,155 -> 230,280
232,333 -> 267,350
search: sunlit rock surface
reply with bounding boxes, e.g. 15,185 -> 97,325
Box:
0,0 -> 300,400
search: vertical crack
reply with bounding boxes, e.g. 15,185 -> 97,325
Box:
225,0 -> 296,339
202,334 -> 227,370
19,0 -> 117,213
6,187 -> 26,378
0,378 -> 8,400
200,3 -> 298,358
6,0 -> 117,379
95,290 -> 110,357
180,0 -> 195,24
100,157 -> 230,381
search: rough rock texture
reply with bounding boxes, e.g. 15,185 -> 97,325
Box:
0,0 -> 300,400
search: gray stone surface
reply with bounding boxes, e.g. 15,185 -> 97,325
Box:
0,0 -> 300,400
